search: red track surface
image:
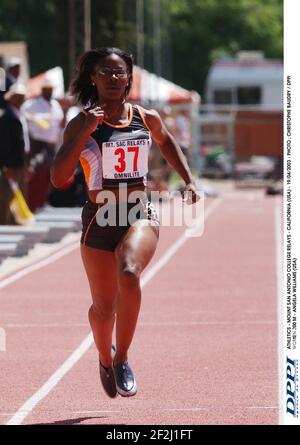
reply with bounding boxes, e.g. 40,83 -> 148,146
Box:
0,190 -> 279,425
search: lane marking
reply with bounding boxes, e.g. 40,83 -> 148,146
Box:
4,323 -> 87,328
161,408 -> 208,412
140,198 -> 222,286
3,319 -> 275,328
74,408 -> 208,413
247,406 -> 278,410
6,333 -> 93,425
0,413 -> 17,416
6,198 -> 222,425
0,241 -> 79,290
73,410 -> 121,414
0,234 -> 81,281
139,320 -> 275,326
244,310 -> 276,314
275,198 -> 284,425
1,199 -> 221,291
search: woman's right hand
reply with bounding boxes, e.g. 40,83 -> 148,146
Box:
83,105 -> 106,133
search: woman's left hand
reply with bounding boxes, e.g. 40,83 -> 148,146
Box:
182,182 -> 201,204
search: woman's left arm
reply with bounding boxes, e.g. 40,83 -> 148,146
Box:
143,108 -> 199,202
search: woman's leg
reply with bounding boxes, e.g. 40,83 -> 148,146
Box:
114,220 -> 159,364
80,244 -> 117,368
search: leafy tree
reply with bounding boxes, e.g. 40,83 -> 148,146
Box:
0,0 -> 283,94
170,0 -> 283,96
0,0 -> 68,77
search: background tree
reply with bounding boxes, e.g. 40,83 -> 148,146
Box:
0,0 -> 283,95
170,0 -> 283,96
0,0 -> 68,77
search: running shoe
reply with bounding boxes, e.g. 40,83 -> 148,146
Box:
99,345 -> 117,398
113,361 -> 137,397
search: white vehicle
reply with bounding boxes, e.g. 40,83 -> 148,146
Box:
205,51 -> 283,111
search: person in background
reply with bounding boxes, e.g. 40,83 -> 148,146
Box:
148,106 -> 175,193
0,57 -> 22,110
47,93 -> 86,208
22,79 -> 64,211
62,93 -> 81,125
0,83 -> 28,224
175,111 -> 191,163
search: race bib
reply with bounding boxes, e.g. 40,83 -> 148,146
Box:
102,139 -> 149,179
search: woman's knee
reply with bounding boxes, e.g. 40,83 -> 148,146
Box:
118,262 -> 141,289
89,302 -> 115,322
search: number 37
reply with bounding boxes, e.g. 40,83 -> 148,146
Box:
114,146 -> 139,173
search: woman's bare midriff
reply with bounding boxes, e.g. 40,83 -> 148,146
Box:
88,185 -> 147,204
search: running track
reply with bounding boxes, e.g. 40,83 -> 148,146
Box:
0,189 -> 281,425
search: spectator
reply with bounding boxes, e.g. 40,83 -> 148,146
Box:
0,83 -> 28,224
22,78 -> 64,211
47,92 -> 86,208
149,105 -> 176,192
175,111 -> 191,162
160,105 -> 176,135
56,93 -> 81,147
59,93 -> 81,124
0,57 -> 21,110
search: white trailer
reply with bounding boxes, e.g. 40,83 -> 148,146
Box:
205,51 -> 283,110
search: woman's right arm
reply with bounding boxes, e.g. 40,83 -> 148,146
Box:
50,114 -> 89,188
50,107 -> 105,188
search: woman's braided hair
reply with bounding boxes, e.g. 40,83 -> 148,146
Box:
70,47 -> 133,108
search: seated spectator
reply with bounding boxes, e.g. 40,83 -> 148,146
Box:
0,83 -> 28,224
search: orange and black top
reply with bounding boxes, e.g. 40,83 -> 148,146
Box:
80,104 -> 152,190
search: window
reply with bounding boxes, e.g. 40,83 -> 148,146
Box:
213,89 -> 233,104
237,87 -> 261,105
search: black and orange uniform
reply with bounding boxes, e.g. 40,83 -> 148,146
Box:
80,103 -> 159,251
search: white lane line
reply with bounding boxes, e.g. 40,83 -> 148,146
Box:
139,321 -> 275,326
6,333 -> 93,425
140,198 -> 222,285
6,198 -> 222,425
4,323 -> 87,328
0,241 -> 79,290
275,198 -> 284,425
50,408 -> 205,414
6,320 -> 275,328
244,310 -> 276,314
161,408 -> 208,412
247,406 -> 278,410
73,410 -> 122,414
0,234 -> 80,281
75,408 -> 207,413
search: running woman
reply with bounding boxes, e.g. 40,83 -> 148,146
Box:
51,47 -> 199,398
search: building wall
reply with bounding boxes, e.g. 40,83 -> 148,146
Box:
234,111 -> 283,157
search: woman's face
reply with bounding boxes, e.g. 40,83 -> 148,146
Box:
91,54 -> 129,102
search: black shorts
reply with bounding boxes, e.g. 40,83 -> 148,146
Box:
81,199 -> 159,251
